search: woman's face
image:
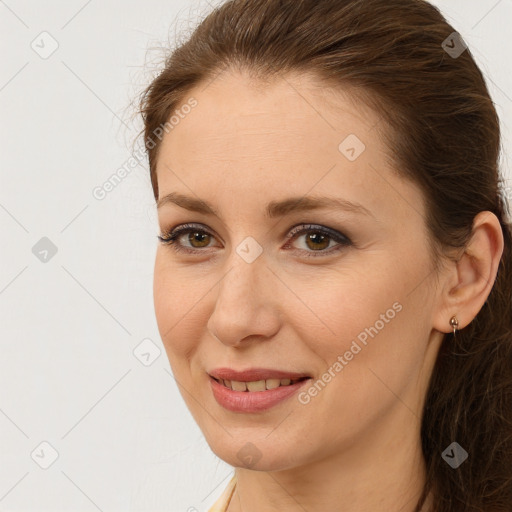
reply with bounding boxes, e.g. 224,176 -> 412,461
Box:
153,70 -> 445,471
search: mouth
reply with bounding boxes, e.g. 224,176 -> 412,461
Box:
208,369 -> 313,412
208,367 -> 312,392
210,375 -> 310,392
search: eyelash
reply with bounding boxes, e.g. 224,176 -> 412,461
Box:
157,223 -> 352,258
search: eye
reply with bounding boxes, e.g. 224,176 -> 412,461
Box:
157,223 -> 219,253
157,223 -> 352,258
285,224 -> 352,257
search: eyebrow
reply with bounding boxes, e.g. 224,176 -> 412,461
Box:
157,192 -> 375,219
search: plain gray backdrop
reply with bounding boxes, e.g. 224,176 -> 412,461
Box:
1,0 -> 511,511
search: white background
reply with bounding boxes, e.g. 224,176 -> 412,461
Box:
0,1 -> 511,511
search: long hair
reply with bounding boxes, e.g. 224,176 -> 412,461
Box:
138,1 -> 512,509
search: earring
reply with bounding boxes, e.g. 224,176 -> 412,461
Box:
449,316 -> 459,335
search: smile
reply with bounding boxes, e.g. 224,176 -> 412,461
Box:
211,376 -> 308,391
208,373 -> 312,413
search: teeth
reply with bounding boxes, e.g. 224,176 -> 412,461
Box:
265,378 -> 281,389
216,377 -> 305,391
246,380 -> 266,392
231,380 -> 247,391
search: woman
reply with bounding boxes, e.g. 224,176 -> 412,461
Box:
138,0 -> 512,510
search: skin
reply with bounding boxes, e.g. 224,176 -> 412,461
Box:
152,69 -> 504,512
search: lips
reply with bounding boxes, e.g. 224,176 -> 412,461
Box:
208,369 -> 312,412
209,368 -> 311,382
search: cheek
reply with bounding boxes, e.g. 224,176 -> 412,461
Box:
153,253 -> 200,361
300,256 -> 425,377
296,265 -> 400,343
153,256 -> 173,335
321,277 -> 431,414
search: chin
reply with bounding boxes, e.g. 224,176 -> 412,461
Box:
206,435 -> 306,471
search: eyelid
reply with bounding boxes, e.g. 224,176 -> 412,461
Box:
287,223 -> 350,243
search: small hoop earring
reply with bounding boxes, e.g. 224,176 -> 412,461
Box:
449,316 -> 459,335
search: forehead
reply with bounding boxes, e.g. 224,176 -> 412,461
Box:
162,70 -> 379,160
155,70 -> 424,225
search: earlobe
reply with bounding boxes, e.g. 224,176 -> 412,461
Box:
433,211 -> 504,334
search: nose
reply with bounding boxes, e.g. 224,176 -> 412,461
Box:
207,254 -> 281,348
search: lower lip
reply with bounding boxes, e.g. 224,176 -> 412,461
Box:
209,376 -> 311,413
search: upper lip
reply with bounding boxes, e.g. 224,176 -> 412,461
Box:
209,368 -> 311,382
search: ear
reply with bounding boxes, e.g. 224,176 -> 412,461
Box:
433,211 -> 504,333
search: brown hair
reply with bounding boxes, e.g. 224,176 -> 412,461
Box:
138,0 -> 512,510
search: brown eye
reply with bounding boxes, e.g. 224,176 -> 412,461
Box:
185,230 -> 212,248
286,224 -> 352,258
303,232 -> 331,251
158,225 -> 216,252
